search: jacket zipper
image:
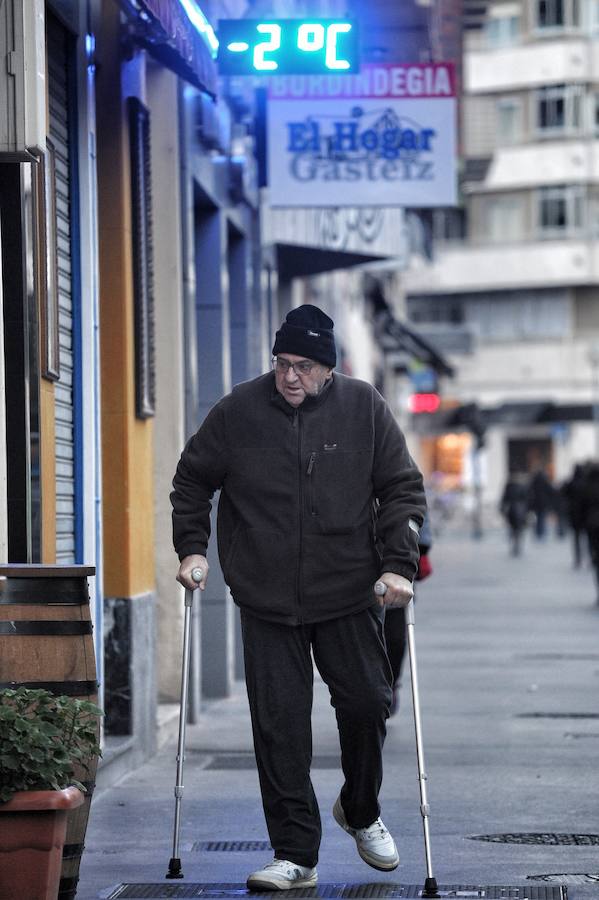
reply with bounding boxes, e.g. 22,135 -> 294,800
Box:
295,410 -> 304,623
307,452 -> 316,516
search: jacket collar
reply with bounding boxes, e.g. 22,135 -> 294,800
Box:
269,371 -> 334,414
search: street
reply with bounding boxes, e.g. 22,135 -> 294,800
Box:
78,522 -> 599,900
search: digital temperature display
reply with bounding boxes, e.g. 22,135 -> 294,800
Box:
217,19 -> 359,75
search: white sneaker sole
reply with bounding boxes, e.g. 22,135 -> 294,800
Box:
247,873 -> 318,891
333,798 -> 399,872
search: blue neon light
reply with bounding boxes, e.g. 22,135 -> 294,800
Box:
177,0 -> 219,57
227,41 -> 250,52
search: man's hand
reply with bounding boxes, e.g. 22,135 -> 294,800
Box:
374,572 -> 413,608
177,554 -> 209,591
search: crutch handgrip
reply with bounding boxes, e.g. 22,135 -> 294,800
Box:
191,567 -> 204,584
374,581 -> 387,596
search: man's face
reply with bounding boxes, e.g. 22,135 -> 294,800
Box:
273,354 -> 333,407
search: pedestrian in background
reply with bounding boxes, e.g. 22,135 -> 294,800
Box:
383,514 -> 433,715
171,304 -> 426,891
527,468 -> 555,540
499,471 -> 529,557
579,462 -> 599,602
561,463 -> 588,568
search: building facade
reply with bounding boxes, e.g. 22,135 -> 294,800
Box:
0,0 -> 269,785
403,0 -> 599,505
1,0 -> 459,796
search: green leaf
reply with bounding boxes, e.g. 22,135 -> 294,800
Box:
0,687 -> 103,801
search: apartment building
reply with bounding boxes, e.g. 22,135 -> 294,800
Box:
403,0 -> 599,501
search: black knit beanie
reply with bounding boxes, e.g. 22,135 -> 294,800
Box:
272,305 -> 336,368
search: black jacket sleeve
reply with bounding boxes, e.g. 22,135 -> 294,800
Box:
170,403 -> 229,561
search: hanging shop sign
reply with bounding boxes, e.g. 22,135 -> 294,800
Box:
266,63 -> 457,208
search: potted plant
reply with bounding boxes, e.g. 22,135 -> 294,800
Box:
0,686 -> 102,900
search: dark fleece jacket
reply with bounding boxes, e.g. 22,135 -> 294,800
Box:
171,372 -> 426,625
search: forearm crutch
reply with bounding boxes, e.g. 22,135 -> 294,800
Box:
376,584 -> 439,898
167,567 -> 203,880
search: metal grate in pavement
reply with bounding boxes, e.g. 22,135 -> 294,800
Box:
204,754 -> 341,770
105,883 -> 568,899
527,875 -> 599,885
516,713 -> 599,720
468,834 -> 599,845
563,732 -> 599,740
514,653 -> 599,661
190,840 -> 271,851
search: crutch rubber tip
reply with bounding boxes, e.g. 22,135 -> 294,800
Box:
422,876 -> 440,898
166,858 -> 184,879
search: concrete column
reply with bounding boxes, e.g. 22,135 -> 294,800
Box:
194,206 -> 234,698
96,4 -> 156,753
147,63 -> 186,703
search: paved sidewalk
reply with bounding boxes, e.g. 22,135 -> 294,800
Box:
78,526 -> 599,899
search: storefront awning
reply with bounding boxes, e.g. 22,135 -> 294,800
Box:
375,310 -> 455,378
486,401 -> 552,425
118,0 -> 218,97
428,401 -> 595,432
274,243 -> 387,281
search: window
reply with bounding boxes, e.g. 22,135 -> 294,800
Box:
536,84 -> 582,134
407,296 -> 464,325
487,195 -> 525,242
537,0 -> 581,27
538,0 -> 564,25
485,10 -> 521,47
538,185 -> 585,234
496,99 -> 522,145
589,190 -> 599,236
432,208 -> 467,242
587,0 -> 599,31
465,290 -> 571,342
593,92 -> 599,134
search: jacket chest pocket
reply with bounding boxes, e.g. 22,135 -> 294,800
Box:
306,448 -> 372,534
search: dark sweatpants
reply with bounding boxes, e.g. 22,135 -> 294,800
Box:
382,606 -> 407,687
240,606 -> 393,868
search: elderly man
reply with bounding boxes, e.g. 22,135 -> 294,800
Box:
171,304 -> 426,891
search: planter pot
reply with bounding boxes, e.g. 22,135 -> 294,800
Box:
0,787 -> 84,900
0,565 -> 99,900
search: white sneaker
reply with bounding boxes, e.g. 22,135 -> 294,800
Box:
333,795 -> 399,871
247,858 -> 318,891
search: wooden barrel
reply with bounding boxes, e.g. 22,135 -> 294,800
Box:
0,564 -> 98,900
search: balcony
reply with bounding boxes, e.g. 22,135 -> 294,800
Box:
403,238 -> 599,294
466,39 -> 595,93
464,141 -> 599,192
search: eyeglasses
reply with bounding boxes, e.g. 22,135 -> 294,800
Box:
272,357 -> 317,376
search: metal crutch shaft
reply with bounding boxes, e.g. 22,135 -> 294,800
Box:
166,567 -> 203,880
405,599 -> 438,897
375,583 -> 438,898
